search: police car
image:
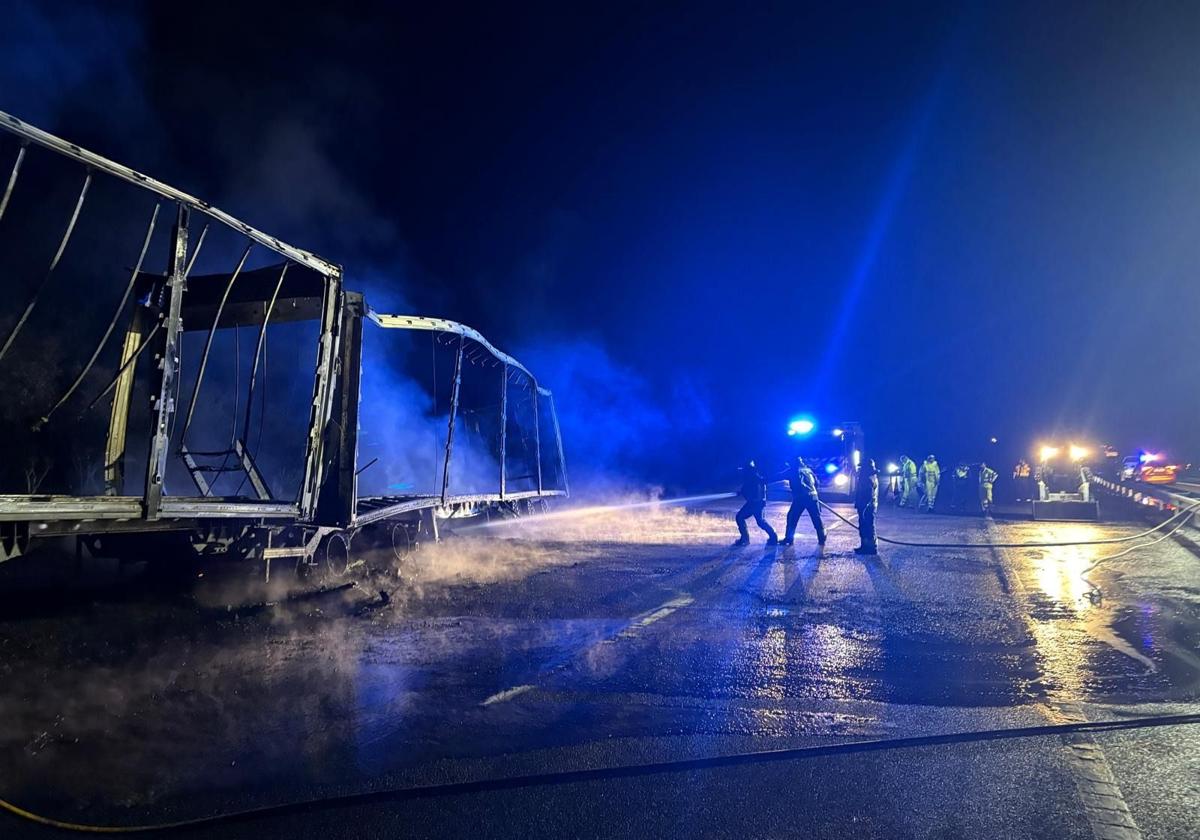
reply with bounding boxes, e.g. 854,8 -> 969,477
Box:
1121,452 -> 1178,485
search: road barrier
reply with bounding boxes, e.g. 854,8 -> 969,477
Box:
1088,474 -> 1197,515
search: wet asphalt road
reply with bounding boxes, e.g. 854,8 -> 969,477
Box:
1,499 -> 1199,838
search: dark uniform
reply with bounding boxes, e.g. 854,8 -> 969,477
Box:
854,458 -> 879,555
952,463 -> 969,511
734,462 -> 778,546
775,459 -> 826,546
1013,460 -> 1032,502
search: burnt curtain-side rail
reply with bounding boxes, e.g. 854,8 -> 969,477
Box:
354,312 -> 567,526
0,109 -> 343,526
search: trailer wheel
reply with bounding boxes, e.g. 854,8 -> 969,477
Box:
323,531 -> 352,579
391,521 -> 414,562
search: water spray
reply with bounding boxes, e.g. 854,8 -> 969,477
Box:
462,492 -> 736,531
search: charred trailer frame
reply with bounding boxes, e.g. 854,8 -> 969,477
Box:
0,111 -> 566,575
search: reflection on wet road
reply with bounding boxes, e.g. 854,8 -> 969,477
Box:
1,501 -> 1199,834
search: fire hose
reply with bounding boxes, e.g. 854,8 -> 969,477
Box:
814,496 -> 1200,550
3,712 -> 1200,833
3,497 -> 1198,832
814,497 -> 1199,600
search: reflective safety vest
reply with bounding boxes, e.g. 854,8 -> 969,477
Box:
797,465 -> 819,499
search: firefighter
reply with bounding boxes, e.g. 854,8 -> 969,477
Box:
918,454 -> 940,512
775,458 -> 826,547
899,455 -> 918,508
1035,460 -> 1049,501
1013,459 -> 1032,501
952,463 -> 970,511
979,461 -> 998,515
854,457 -> 879,555
733,460 -> 778,547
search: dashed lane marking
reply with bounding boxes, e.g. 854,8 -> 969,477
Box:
481,684 -> 535,706
616,594 -> 694,638
479,517 -> 842,708
480,592 -> 696,706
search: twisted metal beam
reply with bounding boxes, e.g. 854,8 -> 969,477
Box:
0,170 -> 92,361
548,392 -> 568,496
81,321 -> 161,415
184,222 -> 210,278
0,111 -> 339,276
441,335 -> 465,505
36,202 -> 161,428
240,262 -> 288,445
178,243 -> 253,445
367,311 -> 553,397
0,142 -> 27,224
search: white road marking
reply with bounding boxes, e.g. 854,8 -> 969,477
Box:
481,684 -> 535,706
617,594 -> 694,638
481,593 -> 695,706
1087,625 -> 1158,672
485,507 -> 875,709
481,509 -> 845,711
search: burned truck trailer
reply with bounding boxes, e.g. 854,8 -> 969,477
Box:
0,111 -> 566,574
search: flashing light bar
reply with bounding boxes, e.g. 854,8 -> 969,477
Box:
787,418 -> 815,436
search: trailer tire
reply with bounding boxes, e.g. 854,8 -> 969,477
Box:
323,532 -> 352,579
391,521 -> 414,562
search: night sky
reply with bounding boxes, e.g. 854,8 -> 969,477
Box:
3,1 -> 1199,491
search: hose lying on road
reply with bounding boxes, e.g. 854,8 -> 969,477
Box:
815,497 -> 1198,601
1078,507 -> 1198,594
3,712 -> 1199,834
815,498 -> 1200,550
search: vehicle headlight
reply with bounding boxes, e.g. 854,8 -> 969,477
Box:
833,473 -> 849,488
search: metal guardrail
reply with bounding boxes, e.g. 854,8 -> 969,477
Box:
1089,475 -> 1199,514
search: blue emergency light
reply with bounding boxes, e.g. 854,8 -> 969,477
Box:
787,417 -> 816,436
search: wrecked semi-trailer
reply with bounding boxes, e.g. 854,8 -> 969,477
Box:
0,111 -> 566,578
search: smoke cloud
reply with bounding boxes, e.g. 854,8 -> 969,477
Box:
515,336 -> 713,496
0,2 -> 147,137
0,4 -> 715,501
